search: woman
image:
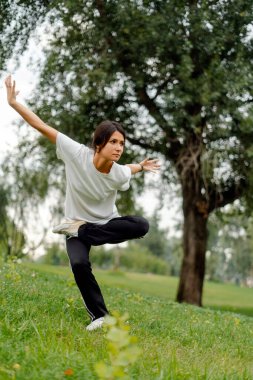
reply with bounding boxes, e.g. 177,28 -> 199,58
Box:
5,75 -> 160,331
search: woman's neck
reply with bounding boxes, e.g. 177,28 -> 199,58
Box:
93,154 -> 113,174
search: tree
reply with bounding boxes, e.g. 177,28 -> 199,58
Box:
4,0 -> 253,305
0,0 -> 50,71
0,145 -> 49,261
206,209 -> 253,284
0,0 -> 53,260
0,183 -> 26,260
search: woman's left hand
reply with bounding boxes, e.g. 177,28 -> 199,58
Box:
139,158 -> 161,173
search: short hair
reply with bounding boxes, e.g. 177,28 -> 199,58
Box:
92,120 -> 126,152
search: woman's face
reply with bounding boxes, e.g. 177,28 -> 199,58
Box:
98,131 -> 125,162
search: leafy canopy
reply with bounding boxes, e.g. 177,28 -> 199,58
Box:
2,1 -> 253,212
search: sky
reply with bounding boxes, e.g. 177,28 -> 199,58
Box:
0,39 -> 182,256
0,40 -> 39,159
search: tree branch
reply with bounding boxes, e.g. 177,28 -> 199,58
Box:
127,136 -> 157,151
153,76 -> 173,100
208,178 -> 247,212
134,86 -> 169,130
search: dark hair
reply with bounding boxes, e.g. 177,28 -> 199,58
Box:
92,120 -> 126,152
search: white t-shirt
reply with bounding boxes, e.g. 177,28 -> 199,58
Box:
56,132 -> 131,224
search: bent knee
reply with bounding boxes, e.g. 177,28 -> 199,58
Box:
135,216 -> 149,236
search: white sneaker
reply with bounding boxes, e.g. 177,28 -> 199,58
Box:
86,317 -> 105,331
52,219 -> 86,237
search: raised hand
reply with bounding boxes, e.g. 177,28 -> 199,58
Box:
4,75 -> 58,143
5,75 -> 20,106
140,158 -> 161,173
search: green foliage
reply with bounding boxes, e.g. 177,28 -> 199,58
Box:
39,242 -> 69,266
28,0 -> 253,187
3,257 -> 22,283
137,212 -> 169,257
166,236 -> 183,277
0,146 -> 52,261
206,209 -> 253,284
94,312 -> 141,380
91,244 -> 170,275
118,243 -> 170,274
0,0 -> 50,70
0,183 -> 26,261
2,145 -> 50,205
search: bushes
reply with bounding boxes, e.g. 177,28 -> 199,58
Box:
119,249 -> 170,275
38,243 -> 69,266
40,242 -> 170,275
91,243 -> 170,275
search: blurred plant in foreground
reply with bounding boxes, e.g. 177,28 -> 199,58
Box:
94,312 -> 141,380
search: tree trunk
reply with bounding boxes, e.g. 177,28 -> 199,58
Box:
176,183 -> 208,306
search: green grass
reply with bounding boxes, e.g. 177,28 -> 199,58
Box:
25,262 -> 253,317
0,261 -> 253,380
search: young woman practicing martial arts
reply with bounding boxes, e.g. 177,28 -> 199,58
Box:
5,75 -> 160,331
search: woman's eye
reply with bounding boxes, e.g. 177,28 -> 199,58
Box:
109,140 -> 124,146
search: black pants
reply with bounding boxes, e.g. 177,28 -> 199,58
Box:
66,216 -> 149,321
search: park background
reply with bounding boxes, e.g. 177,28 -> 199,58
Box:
0,1 -> 253,379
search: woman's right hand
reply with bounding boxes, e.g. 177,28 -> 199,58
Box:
5,75 -> 19,106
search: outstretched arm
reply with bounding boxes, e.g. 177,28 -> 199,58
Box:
5,75 -> 58,144
126,158 -> 161,175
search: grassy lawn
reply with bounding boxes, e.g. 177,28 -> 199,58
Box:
0,261 -> 252,379
25,262 -> 253,317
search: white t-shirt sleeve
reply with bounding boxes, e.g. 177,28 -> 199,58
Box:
114,164 -> 132,191
56,132 -> 86,162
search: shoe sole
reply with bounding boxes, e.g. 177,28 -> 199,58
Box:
52,222 -> 86,235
